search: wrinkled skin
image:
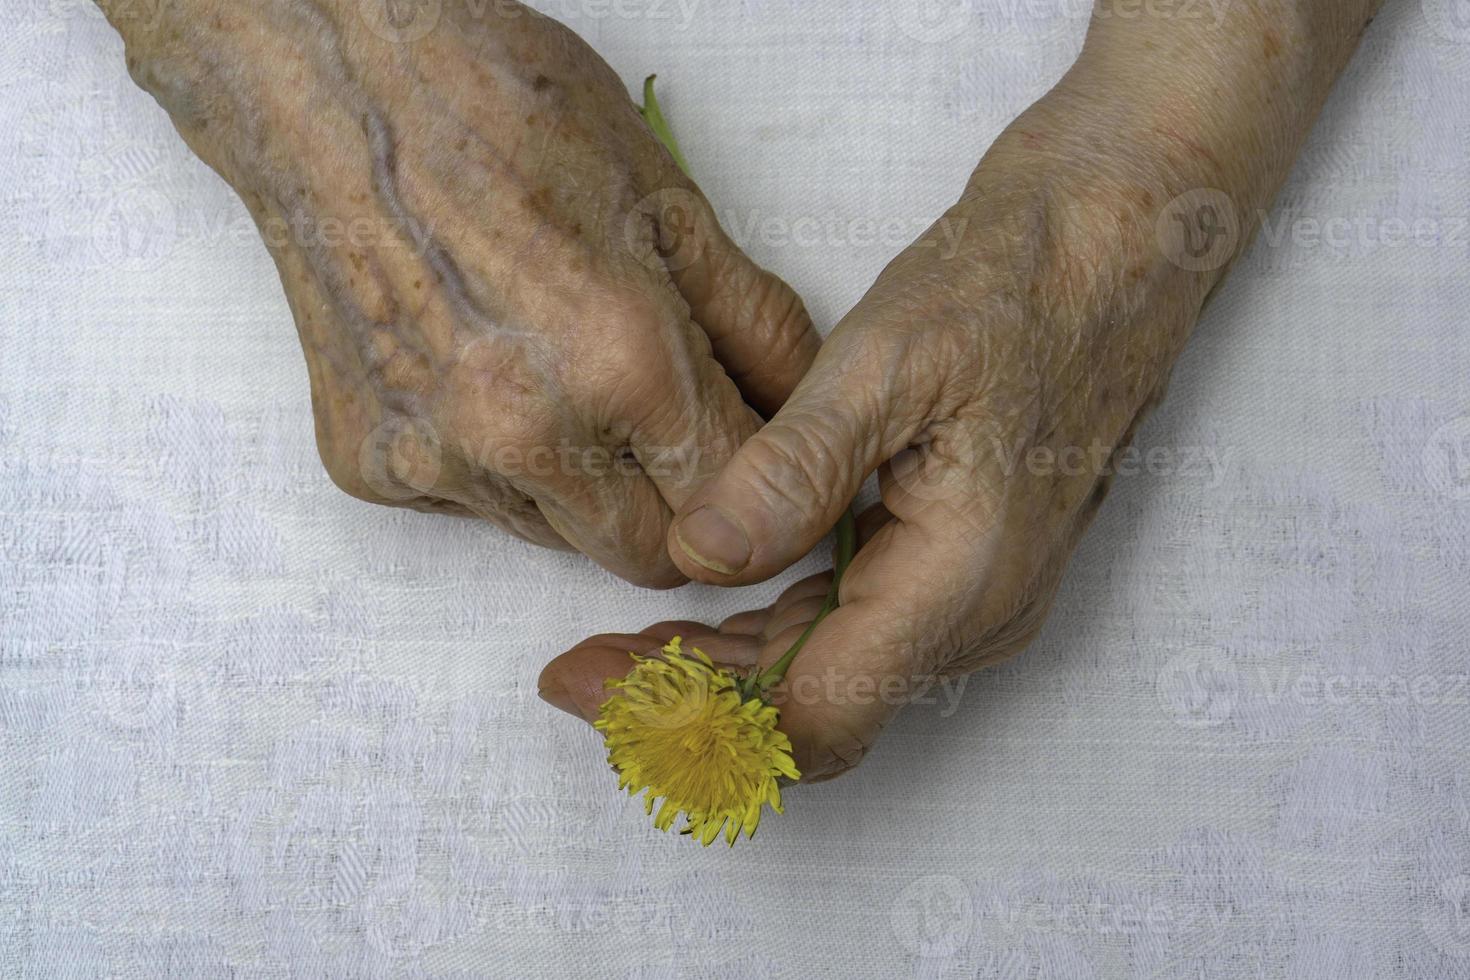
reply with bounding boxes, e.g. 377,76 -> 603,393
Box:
100,0 -> 818,588
542,0 -> 1384,779
97,0 -> 1382,782
543,130 -> 1215,779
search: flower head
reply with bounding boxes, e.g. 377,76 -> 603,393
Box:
595,638 -> 799,846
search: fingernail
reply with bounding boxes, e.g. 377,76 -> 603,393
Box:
675,505 -> 751,575
538,681 -> 580,719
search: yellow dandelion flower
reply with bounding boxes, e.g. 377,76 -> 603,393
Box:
595,638 -> 800,846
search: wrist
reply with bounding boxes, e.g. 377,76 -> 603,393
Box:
974,1 -> 1374,297
1034,2 -> 1379,206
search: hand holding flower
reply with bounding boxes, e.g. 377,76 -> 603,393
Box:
544,0 -> 1382,795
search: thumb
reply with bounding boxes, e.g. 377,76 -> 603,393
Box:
667,321 -> 940,585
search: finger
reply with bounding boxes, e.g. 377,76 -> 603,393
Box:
348,406 -> 584,552
765,568 -> 949,780
718,608 -> 771,635
653,187 -> 822,416
639,620 -> 714,642
399,485 -> 576,552
679,633 -> 763,668
522,459 -> 687,590
436,332 -> 694,588
539,630 -> 762,722
539,630 -> 670,722
585,285 -> 763,516
667,317 -> 945,585
538,641 -> 641,722
764,595 -> 828,641
767,480 -> 1031,780
634,622 -> 759,668
457,502 -> 572,552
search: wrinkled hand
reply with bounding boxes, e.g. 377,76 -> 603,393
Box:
541,507 -> 916,782
541,92 -> 1273,777
542,0 -> 1377,778
105,0 -> 816,587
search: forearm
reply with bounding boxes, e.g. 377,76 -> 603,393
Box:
1090,1 -> 1377,190
983,0 -> 1383,291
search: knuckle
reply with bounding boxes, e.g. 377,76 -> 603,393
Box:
594,280 -> 668,327
591,330 -> 665,393
443,371 -> 562,465
731,275 -> 818,381
632,562 -> 690,592
596,288 -> 674,353
309,398 -> 388,503
318,445 -> 380,503
800,715 -> 881,783
646,189 -> 716,271
350,413 -> 444,500
316,424 -> 386,504
456,410 -> 562,483
575,292 -> 679,406
739,426 -> 840,519
759,279 -> 817,357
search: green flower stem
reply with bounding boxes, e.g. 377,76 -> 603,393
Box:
638,75 -> 692,176
744,509 -> 858,699
642,76 -> 847,701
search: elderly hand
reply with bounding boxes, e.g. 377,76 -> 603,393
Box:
542,0 -> 1381,776
100,0 -> 816,588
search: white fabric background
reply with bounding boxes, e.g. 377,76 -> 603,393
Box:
3,0 -> 1469,976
